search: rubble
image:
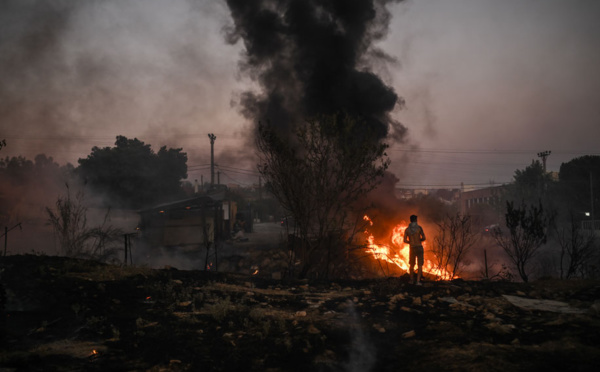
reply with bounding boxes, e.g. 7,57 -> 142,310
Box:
1,255 -> 599,371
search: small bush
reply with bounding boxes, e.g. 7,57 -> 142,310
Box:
207,297 -> 232,322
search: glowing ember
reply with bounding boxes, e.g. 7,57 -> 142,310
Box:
363,215 -> 455,280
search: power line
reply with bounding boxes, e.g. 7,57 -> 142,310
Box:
6,135 -> 598,156
388,147 -> 600,156
215,164 -> 260,175
218,170 -> 254,187
2,133 -> 245,141
396,181 -> 511,189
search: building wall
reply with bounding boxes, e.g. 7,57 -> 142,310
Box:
460,186 -> 505,215
140,207 -> 221,250
162,215 -> 215,247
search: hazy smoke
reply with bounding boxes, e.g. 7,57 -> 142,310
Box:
343,300 -> 376,371
225,0 -> 406,141
0,0 -> 247,170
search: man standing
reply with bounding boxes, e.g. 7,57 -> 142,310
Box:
404,215 -> 426,285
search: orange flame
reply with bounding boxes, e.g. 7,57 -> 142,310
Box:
363,215 -> 455,280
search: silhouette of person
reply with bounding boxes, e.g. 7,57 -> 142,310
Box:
403,214 -> 426,285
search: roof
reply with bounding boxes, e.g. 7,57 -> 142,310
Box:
139,193 -> 224,214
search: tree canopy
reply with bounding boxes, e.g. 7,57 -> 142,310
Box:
0,154 -> 69,186
558,155 -> 600,220
77,136 -> 187,208
508,159 -> 554,204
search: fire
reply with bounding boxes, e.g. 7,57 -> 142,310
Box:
89,349 -> 100,360
363,215 -> 455,280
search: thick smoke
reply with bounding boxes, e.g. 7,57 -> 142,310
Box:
225,0 -> 406,141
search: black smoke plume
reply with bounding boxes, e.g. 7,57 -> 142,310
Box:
225,0 -> 406,141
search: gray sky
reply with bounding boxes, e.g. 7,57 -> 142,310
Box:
2,0 -> 599,190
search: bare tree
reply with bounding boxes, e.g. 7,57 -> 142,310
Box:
256,114 -> 389,279
492,200 -> 550,282
553,212 -> 597,279
432,213 -> 479,279
46,184 -> 122,260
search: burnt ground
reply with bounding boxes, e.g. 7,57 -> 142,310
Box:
1,233 -> 600,371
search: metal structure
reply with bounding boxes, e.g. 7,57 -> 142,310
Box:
208,133 -> 216,188
537,150 -> 551,172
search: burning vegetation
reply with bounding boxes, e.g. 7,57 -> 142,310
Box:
363,215 -> 456,280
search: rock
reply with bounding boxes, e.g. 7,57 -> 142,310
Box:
307,324 -> 321,334
295,311 -> 307,317
439,297 -> 458,304
483,312 -> 497,320
453,302 -> 476,311
485,322 -> 515,335
373,323 -> 386,333
401,330 -> 416,338
412,297 -> 422,306
389,294 -> 405,310
390,293 -> 405,302
590,300 -> 600,316
502,295 -> 587,314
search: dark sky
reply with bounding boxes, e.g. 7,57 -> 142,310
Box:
1,0 -> 599,190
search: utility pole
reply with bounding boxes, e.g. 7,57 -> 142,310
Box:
2,223 -> 22,257
259,176 -> 262,200
208,133 -> 216,188
537,150 -> 551,172
591,172 -> 595,229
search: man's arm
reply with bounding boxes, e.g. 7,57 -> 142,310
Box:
403,229 -> 409,244
420,227 -> 426,242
